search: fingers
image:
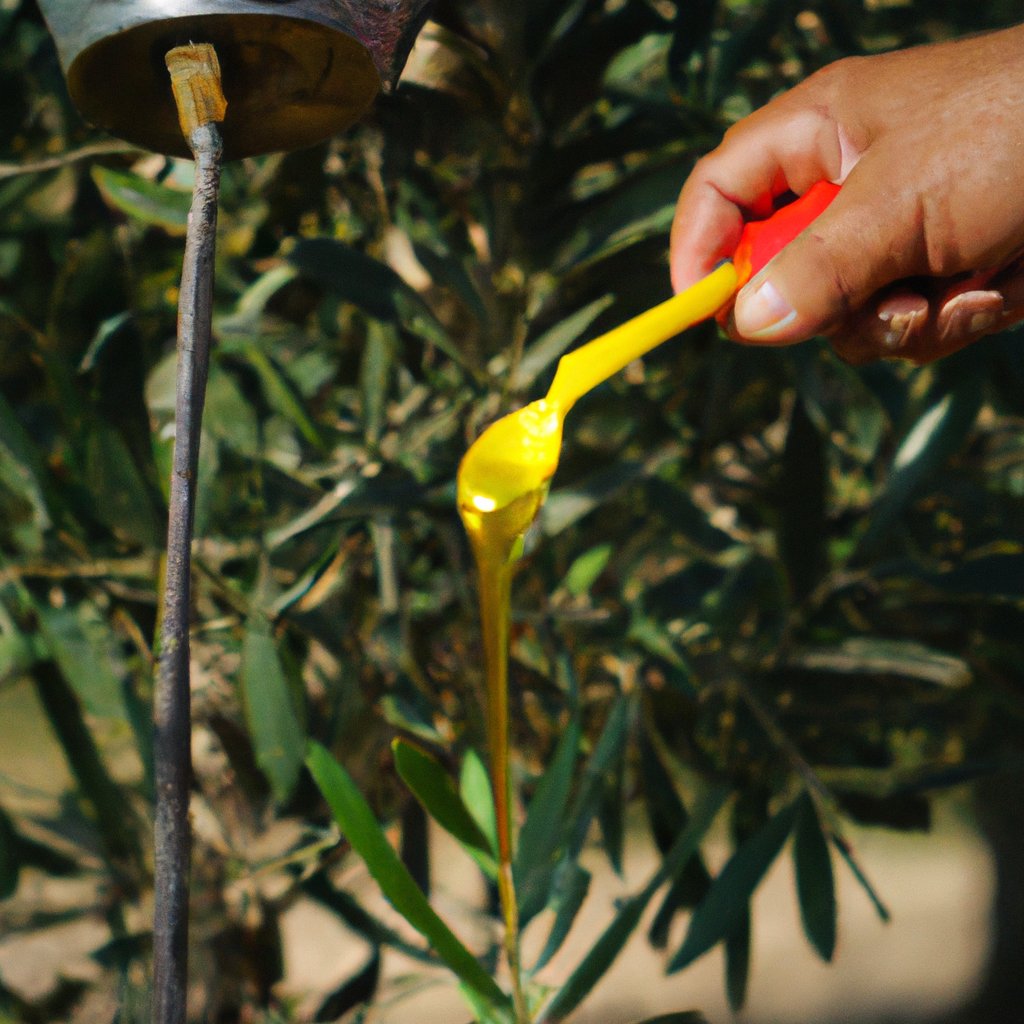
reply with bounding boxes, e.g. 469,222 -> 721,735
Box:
828,290 -> 929,366
731,164 -> 916,343
830,276 -> 1024,367
670,103 -> 854,293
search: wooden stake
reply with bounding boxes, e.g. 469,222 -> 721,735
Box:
153,43 -> 225,1024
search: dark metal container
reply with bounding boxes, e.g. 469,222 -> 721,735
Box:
37,0 -> 433,159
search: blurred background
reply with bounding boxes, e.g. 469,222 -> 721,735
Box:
2,1 -> 1024,1022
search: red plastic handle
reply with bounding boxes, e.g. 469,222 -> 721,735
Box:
732,180 -> 841,288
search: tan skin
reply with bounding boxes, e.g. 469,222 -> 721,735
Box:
670,24 -> 1024,365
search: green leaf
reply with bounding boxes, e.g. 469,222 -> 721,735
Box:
859,374 -> 982,555
288,237 -> 408,321
306,742 -> 511,1015
34,603 -> 126,720
794,794 -> 836,962
639,732 -> 711,947
832,834 -> 890,923
360,321 -> 394,445
460,749 -> 498,856
0,388 -> 51,545
287,236 -> 471,370
203,366 -> 260,456
724,907 -> 751,1012
241,617 -> 306,802
392,739 -> 496,870
84,422 -> 160,547
0,805 -> 21,900
510,296 -> 615,391
302,872 -> 438,965
552,160 -> 686,271
412,242 -> 489,325
562,543 -> 613,597
243,348 -> 325,450
542,444 -> 681,537
514,719 -> 581,906
536,785 -> 728,1024
778,395 -> 826,601
33,660 -> 143,871
597,753 -> 626,875
669,798 -> 799,973
314,949 -> 380,1022
531,858 -> 591,973
90,166 -> 190,234
217,265 -> 300,333
785,638 -> 970,689
77,311 -> 132,373
604,33 -> 672,100
566,696 -> 631,861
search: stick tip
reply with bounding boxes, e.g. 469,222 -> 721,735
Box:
166,43 -> 227,138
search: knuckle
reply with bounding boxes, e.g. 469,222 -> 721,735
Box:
801,55 -> 863,102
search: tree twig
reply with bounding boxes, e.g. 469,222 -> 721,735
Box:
153,43 -> 226,1024
0,139 -> 141,180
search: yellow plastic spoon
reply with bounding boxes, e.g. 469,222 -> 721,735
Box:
457,259 -> 737,531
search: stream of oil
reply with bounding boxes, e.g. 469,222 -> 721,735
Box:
455,263 -> 736,1019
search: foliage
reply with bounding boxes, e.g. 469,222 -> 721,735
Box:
2,0 -> 1024,1022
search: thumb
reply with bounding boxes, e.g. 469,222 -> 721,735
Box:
732,175 -> 913,343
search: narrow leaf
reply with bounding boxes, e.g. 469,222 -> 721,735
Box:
640,733 -> 711,946
84,422 -> 160,546
515,719 -> 581,893
785,637 -> 970,689
794,795 -> 837,961
562,543 -> 613,597
537,785 -> 728,1024
90,166 -> 190,234
314,950 -> 380,1022
306,742 -> 510,1012
392,739 -> 495,867
832,834 -> 890,923
669,798 -> 799,973
859,374 -> 981,554
566,696 -> 631,860
360,321 -> 394,444
33,661 -> 143,871
0,389 -> 51,541
510,296 -> 615,390
34,603 -> 126,720
288,237 -> 406,320
531,858 -> 591,973
778,395 -> 826,601
597,750 -> 625,875
244,348 -> 325,449
0,805 -> 20,899
724,907 -> 751,1012
302,873 -> 438,965
241,617 -> 305,802
460,749 -> 498,856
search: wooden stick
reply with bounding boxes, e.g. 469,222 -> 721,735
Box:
153,43 -> 225,1024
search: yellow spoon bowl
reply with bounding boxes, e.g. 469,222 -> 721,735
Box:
457,260 -> 738,528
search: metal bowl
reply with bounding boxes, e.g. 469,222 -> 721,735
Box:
38,1 -> 391,159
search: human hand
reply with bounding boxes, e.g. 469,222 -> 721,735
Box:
670,24 -> 1024,365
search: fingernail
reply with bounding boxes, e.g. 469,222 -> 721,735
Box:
735,276 -> 797,339
939,292 -> 1001,343
968,310 -> 998,334
879,310 -> 917,351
